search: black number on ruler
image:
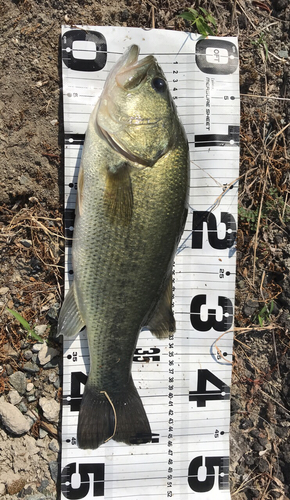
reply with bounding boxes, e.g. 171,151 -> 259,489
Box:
63,372 -> 88,412
195,126 -> 239,147
188,456 -> 229,492
190,294 -> 233,332
61,462 -> 105,499
189,369 -> 230,407
192,211 -> 236,250
62,30 -> 107,72
133,347 -> 160,362
195,39 -> 238,75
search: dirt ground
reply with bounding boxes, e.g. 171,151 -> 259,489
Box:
0,0 -> 290,498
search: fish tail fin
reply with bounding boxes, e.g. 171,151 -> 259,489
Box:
77,378 -> 152,449
113,378 -> 152,446
77,383 -> 114,449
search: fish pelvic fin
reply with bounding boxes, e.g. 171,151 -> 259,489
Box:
103,163 -> 133,226
77,378 -> 152,449
57,282 -> 85,337
147,275 -> 176,339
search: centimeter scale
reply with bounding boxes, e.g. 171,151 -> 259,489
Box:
60,26 -> 240,500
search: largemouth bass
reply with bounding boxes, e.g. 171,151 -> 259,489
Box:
58,45 -> 189,449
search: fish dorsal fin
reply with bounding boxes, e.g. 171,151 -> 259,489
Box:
76,165 -> 84,217
103,163 -> 133,225
148,275 -> 176,339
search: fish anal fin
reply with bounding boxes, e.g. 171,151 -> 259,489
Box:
148,275 -> 176,339
103,163 -> 133,226
57,282 -> 85,338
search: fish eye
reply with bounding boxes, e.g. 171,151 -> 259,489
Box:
151,77 -> 166,93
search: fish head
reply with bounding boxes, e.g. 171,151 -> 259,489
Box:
96,45 -> 178,166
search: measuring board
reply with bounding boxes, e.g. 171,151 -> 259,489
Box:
60,26 -> 240,500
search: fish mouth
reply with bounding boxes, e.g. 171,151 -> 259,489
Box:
112,45 -> 156,90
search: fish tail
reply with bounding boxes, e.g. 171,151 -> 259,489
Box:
77,378 -> 152,449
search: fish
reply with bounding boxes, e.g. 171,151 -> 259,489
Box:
57,44 -> 189,449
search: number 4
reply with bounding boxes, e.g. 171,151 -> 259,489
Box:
189,369 -> 230,407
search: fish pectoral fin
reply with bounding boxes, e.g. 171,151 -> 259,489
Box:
147,275 -> 176,339
57,281 -> 85,337
103,163 -> 133,225
76,164 -> 84,217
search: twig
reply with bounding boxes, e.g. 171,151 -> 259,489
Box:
241,94 -> 290,101
236,0 -> 257,30
252,163 -> 269,285
100,391 -> 117,442
266,122 -> 290,147
272,331 -> 281,379
259,388 -> 290,415
282,192 -> 289,220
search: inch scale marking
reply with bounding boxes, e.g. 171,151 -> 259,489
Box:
61,26 -> 239,500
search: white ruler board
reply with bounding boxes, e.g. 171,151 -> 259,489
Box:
61,26 -> 239,500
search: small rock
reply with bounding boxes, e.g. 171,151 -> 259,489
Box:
3,343 -> 18,359
0,400 -> 31,435
278,49 -> 288,58
121,8 -> 129,20
26,494 -> 49,500
239,418 -> 253,430
39,428 -> 48,439
20,239 -> 32,248
26,410 -> 38,424
5,364 -> 13,375
39,397 -> 60,423
9,371 -> 27,395
43,357 -> 60,370
24,350 -> 33,360
26,382 -> 34,392
7,389 -> 22,405
38,478 -> 50,493
27,395 -> 37,403
50,119 -> 58,126
243,299 -> 259,317
49,461 -> 59,483
47,303 -> 60,322
0,483 -> 5,496
34,325 -> 48,336
24,434 -> 40,455
19,174 -> 30,186
48,372 -> 57,383
20,485 -> 34,497
252,441 -> 264,452
18,401 -> 28,413
53,377 -> 60,389
23,361 -> 39,373
49,438 -> 60,453
32,343 -> 45,352
0,287 -> 9,294
38,344 -> 59,366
